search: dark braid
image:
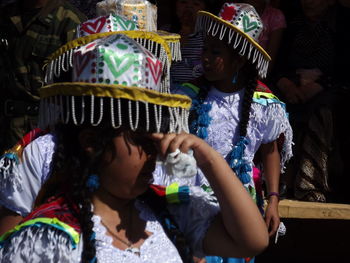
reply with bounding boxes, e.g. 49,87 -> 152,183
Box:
71,165 -> 96,263
63,124 -> 117,263
239,65 -> 258,138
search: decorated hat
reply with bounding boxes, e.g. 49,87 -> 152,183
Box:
96,0 -> 182,61
45,14 -> 181,86
39,34 -> 191,133
196,3 -> 271,78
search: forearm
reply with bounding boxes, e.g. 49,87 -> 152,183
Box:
260,141 -> 280,196
198,147 -> 268,251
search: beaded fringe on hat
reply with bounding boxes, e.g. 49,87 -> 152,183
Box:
195,15 -> 269,78
39,95 -> 190,134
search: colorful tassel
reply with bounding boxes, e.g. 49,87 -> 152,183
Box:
227,136 -> 252,184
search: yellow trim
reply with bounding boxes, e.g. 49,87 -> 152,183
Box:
156,30 -> 181,43
253,91 -> 280,101
0,218 -> 80,245
39,83 -> 192,110
48,31 -> 172,62
166,183 -> 180,204
197,11 -> 271,61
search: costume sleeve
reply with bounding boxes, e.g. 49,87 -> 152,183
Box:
253,100 -> 293,172
0,226 -> 81,262
0,134 -> 56,216
167,186 -> 219,258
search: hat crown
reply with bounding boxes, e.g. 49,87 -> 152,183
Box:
73,34 -> 163,90
218,3 -> 263,42
76,14 -> 138,38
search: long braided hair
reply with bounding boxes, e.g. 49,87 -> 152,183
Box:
238,63 -> 259,138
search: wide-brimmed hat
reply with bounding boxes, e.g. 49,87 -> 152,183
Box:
40,34 -> 191,133
196,3 -> 271,78
45,13 -> 181,87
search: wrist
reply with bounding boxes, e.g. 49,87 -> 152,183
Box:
266,192 -> 280,201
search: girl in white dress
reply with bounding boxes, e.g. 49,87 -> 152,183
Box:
0,32 -> 268,262
173,4 -> 293,262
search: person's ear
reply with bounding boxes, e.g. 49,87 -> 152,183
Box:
78,129 -> 98,157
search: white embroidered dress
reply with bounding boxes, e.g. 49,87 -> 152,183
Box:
0,187 -> 219,262
166,86 -> 293,192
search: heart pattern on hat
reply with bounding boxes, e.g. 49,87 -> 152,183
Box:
146,57 -> 162,84
216,3 -> 263,42
81,16 -> 107,35
114,15 -> 137,31
221,5 -> 236,21
104,49 -> 136,79
242,15 -> 258,33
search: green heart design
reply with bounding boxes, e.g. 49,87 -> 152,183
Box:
103,49 -> 136,79
114,16 -> 137,31
242,15 -> 258,33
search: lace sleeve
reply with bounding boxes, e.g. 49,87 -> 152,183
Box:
0,134 -> 56,216
253,102 -> 293,172
0,226 -> 81,262
167,186 -> 219,258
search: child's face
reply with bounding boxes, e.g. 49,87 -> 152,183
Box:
201,36 -> 237,82
98,131 -> 157,199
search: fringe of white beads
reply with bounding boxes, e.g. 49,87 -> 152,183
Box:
195,15 -> 269,78
39,96 -> 189,133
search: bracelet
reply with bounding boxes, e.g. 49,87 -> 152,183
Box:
267,192 -> 280,199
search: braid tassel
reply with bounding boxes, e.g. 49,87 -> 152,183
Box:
190,98 -> 212,140
227,136 -> 252,184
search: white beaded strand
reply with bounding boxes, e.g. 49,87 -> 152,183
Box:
154,104 -> 162,133
168,107 -> 175,133
233,33 -> 242,49
128,100 -> 139,131
79,96 -> 85,125
211,21 -> 220,37
144,102 -> 150,131
69,49 -> 74,67
90,95 -> 95,125
219,25 -> 228,40
71,96 -> 78,125
93,97 -> 104,126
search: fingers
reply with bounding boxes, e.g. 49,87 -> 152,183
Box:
269,217 -> 280,237
149,133 -> 199,158
149,133 -> 177,158
265,205 -> 281,237
265,213 -> 280,237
